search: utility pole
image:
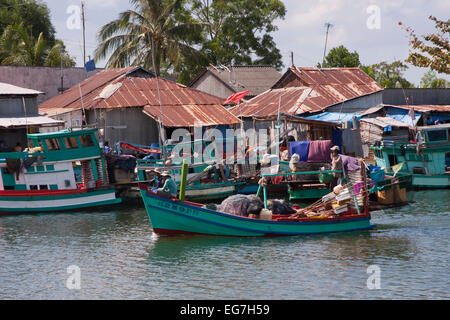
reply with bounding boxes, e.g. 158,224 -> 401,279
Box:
81,0 -> 86,66
322,22 -> 333,67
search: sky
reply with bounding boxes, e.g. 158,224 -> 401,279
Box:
46,0 -> 450,86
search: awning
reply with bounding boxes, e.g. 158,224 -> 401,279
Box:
0,116 -> 65,129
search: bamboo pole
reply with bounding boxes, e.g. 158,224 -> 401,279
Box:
179,160 -> 188,202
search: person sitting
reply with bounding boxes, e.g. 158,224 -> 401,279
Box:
157,171 -> 177,199
152,168 -> 164,188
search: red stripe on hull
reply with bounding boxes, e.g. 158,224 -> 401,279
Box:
0,189 -> 85,197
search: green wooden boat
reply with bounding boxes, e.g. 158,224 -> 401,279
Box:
372,124 -> 450,188
138,163 -> 375,237
0,128 -> 122,214
139,187 -> 374,237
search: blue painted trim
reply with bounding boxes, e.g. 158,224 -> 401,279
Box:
145,202 -> 374,235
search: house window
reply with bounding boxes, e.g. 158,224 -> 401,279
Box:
80,135 -> 94,147
64,137 -> 79,149
45,138 -> 60,151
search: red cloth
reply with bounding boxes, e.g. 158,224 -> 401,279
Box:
307,140 -> 332,162
224,90 -> 250,104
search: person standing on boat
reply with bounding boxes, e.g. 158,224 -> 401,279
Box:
330,146 -> 342,188
157,171 -> 177,199
104,141 -> 112,155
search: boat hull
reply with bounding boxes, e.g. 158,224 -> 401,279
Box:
140,191 -> 375,237
0,188 -> 122,214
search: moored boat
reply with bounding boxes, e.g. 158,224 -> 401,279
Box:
0,128 -> 122,214
372,124 -> 450,188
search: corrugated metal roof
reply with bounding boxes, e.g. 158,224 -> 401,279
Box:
231,67 -> 383,118
39,66 -> 139,115
189,65 -> 282,97
0,82 -> 43,95
39,67 -> 241,127
143,104 -> 241,127
360,117 -> 411,128
0,115 -> 64,128
392,105 -> 450,113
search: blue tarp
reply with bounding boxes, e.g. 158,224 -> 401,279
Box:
304,112 -> 359,124
384,107 -> 421,127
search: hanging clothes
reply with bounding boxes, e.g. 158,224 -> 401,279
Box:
289,141 -> 310,162
307,140 -> 332,162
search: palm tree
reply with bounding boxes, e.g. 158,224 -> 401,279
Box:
0,24 -> 46,66
95,0 -> 203,76
0,23 -> 75,67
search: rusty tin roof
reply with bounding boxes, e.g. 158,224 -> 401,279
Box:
39,67 -> 240,127
231,66 -> 383,117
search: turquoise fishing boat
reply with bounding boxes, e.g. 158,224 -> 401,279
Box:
372,124 -> 450,188
0,128 -> 122,214
139,161 -> 375,237
136,137 -> 246,201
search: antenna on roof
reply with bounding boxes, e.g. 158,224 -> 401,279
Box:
322,23 -> 333,67
81,0 -> 86,66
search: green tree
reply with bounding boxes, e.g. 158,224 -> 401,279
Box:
362,60 -> 414,88
420,70 -> 448,88
319,45 -> 361,68
178,0 -> 286,83
95,0 -> 203,76
0,23 -> 75,67
401,16 -> 449,74
0,0 -> 55,45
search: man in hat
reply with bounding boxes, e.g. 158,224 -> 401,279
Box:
157,171 -> 178,199
151,168 -> 163,188
330,145 -> 343,188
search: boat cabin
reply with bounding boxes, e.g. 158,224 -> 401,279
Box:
0,128 -> 108,192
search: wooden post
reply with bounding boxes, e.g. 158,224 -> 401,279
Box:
361,160 -> 369,215
179,159 -> 188,202
263,185 -> 268,209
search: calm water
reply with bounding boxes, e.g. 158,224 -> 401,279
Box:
0,190 -> 449,300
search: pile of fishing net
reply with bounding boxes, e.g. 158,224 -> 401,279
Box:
218,195 -> 296,217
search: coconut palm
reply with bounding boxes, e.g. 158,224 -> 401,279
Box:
0,23 -> 75,67
0,23 -> 46,66
95,0 -> 203,76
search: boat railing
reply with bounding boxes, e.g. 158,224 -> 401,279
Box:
260,170 -> 342,178
0,151 -> 45,161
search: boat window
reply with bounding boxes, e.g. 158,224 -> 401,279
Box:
39,185 -> 48,190
426,129 -> 447,142
80,135 -> 94,147
45,138 -> 60,151
64,137 -> 78,149
30,185 -> 38,190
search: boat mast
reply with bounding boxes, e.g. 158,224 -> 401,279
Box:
150,34 -> 166,162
